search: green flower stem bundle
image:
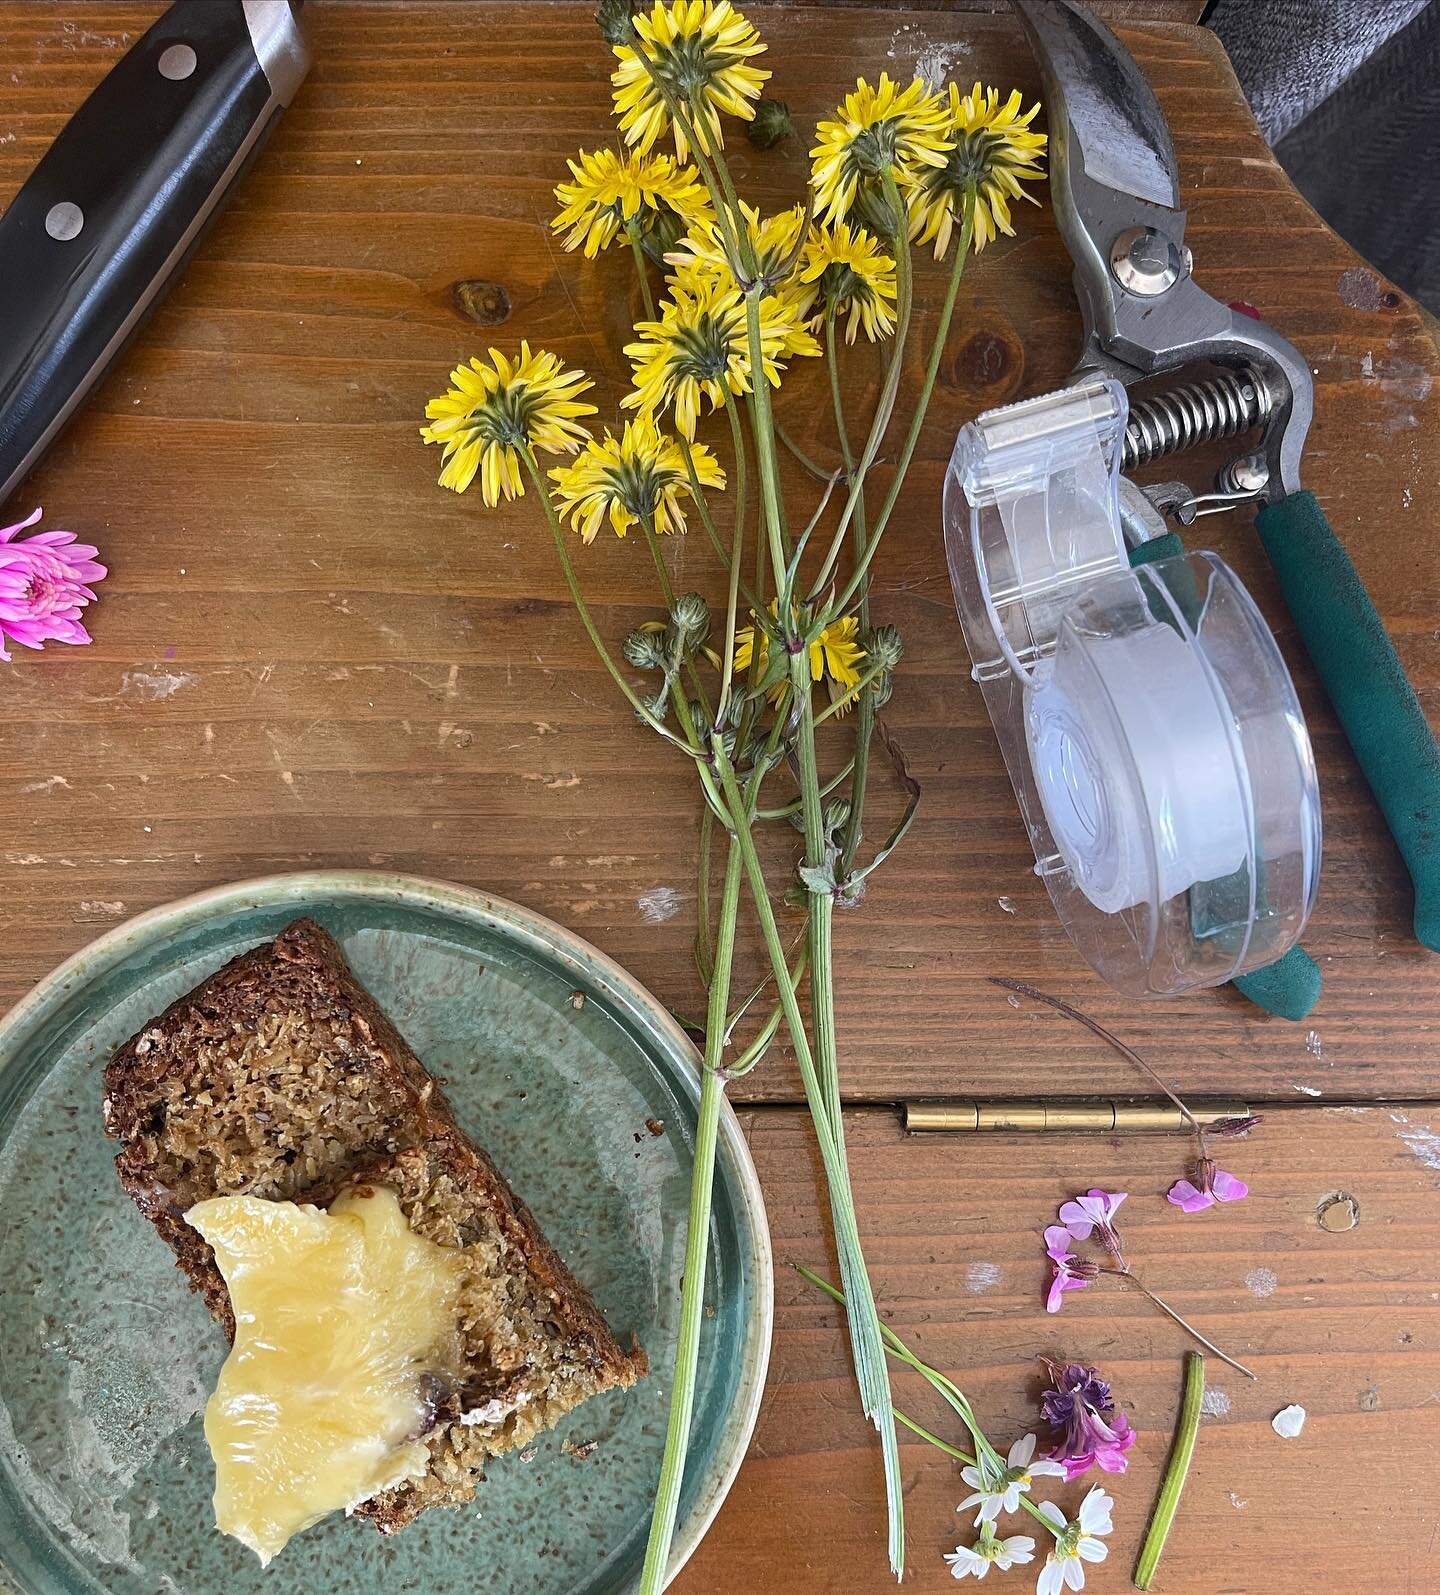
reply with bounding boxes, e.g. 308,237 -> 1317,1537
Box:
420,3 -> 1046,1583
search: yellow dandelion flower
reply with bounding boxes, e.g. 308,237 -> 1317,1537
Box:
548,415 -> 725,542
798,222 -> 898,343
552,147 -> 714,258
810,72 -> 952,228
420,344 -> 596,504
622,271 -> 796,438
666,199 -> 806,285
734,606 -> 867,708
906,81 -> 1046,259
612,0 -> 769,164
666,202 -> 820,360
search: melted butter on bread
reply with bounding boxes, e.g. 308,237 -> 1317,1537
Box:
186,1184 -> 464,1564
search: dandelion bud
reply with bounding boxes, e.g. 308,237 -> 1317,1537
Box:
623,627 -> 666,670
670,591 -> 710,645
747,97 -> 794,150
687,699 -> 713,738
824,797 -> 852,835
865,624 -> 903,671
595,0 -> 637,45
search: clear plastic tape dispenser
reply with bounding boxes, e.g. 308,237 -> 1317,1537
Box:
943,377 -> 1322,998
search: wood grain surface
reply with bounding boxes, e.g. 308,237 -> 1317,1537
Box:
0,2 -> 1436,1107
704,1103 -> 1440,1594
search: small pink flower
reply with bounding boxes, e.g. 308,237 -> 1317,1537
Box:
1040,1361 -> 1137,1480
0,507 -> 107,661
1168,1159 -> 1248,1214
1059,1188 -> 1127,1264
1044,1224 -> 1096,1314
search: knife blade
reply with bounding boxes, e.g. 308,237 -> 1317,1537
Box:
0,0 -> 310,505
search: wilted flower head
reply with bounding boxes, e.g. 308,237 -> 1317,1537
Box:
670,589 -> 711,642
596,0 -> 638,45
623,271 -> 795,437
611,0 -> 769,163
907,81 -> 1046,259
552,147 -> 713,259
0,508 -> 107,660
1039,1360 -> 1136,1481
810,73 -> 951,229
421,344 -> 596,503
623,625 -> 668,669
549,415 -> 724,541
798,221 -> 898,343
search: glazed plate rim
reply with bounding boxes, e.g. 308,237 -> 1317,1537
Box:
0,869 -> 774,1594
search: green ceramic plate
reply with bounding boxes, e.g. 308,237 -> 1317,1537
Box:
0,872 -> 771,1595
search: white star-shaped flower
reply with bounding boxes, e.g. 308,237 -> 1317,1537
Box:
958,1432 -> 1067,1525
1036,1486 -> 1114,1594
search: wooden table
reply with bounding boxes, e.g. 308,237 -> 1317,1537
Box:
1,4 -> 1436,1591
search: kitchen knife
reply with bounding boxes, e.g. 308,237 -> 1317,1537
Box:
0,0 -> 311,505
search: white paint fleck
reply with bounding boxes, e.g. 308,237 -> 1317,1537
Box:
885,23 -> 969,89
1360,350 -> 1375,381
1229,1491 -> 1248,1510
1304,1030 -> 1323,1058
1271,1404 -> 1306,1438
1403,485 -> 1413,508
966,1261 -> 1002,1295
997,896 -> 1018,915
1246,1266 -> 1278,1299
1201,1389 -> 1231,1417
1391,1111 -> 1440,1170
121,670 -> 198,701
637,886 -> 681,925
80,900 -> 126,917
20,774 -> 71,795
1293,1083 -> 1323,1097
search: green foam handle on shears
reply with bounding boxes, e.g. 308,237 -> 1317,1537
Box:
1257,489 -> 1440,953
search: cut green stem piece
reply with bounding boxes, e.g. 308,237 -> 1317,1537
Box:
1133,1352 -> 1205,1590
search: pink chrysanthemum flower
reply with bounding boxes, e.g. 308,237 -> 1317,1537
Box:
0,508 -> 107,660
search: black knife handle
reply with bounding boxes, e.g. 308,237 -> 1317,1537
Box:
0,1 -> 310,505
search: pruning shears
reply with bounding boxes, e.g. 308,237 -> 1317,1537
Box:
1014,0 -> 1440,980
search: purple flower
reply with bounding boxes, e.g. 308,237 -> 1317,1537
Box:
1058,1188 -> 1127,1263
1039,1361 -> 1137,1480
1044,1224 -> 1096,1314
0,508 -> 107,660
1168,1158 -> 1248,1214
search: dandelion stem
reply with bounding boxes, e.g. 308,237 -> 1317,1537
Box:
637,837 -> 743,1595
1106,1269 -> 1257,1380
627,224 -> 657,321
812,659 -> 887,727
806,169 -> 913,602
714,751 -> 904,1579
1134,1353 -> 1205,1589
775,422 -> 834,483
524,451 -> 698,760
830,194 -> 972,619
716,400 -> 750,723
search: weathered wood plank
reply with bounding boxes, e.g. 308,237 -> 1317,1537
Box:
680,1102 -> 1440,1593
0,5 -> 1435,1102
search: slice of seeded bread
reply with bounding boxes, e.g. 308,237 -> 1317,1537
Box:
102,917 -> 646,1532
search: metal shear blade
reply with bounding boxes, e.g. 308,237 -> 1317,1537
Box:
1013,0 -> 1311,499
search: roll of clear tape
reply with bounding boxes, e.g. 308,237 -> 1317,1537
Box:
944,379 -> 1321,998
